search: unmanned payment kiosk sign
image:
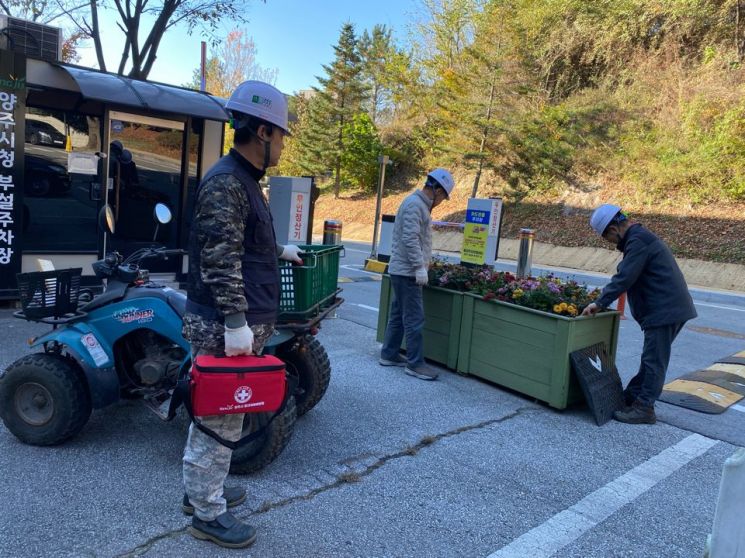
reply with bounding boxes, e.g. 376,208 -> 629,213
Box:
460,198 -> 503,265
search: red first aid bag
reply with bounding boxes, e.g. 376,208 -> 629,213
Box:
190,354 -> 287,417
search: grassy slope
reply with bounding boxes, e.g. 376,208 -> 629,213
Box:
312,177 -> 745,265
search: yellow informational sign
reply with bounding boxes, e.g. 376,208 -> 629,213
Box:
460,198 -> 503,265
461,222 -> 489,265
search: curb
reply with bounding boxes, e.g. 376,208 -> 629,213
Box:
326,232 -> 745,307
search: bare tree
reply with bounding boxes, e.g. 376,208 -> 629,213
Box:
218,29 -> 278,90
737,1 -> 745,61
67,1 -> 259,80
187,28 -> 278,97
0,0 -> 87,24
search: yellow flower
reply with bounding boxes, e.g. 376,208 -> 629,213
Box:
567,305 -> 578,316
553,304 -> 563,314
512,288 -> 524,299
559,302 -> 568,311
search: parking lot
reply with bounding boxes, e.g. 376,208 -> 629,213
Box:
1,242 -> 744,557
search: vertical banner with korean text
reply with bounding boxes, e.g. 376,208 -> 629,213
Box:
0,51 -> 25,294
287,188 -> 309,244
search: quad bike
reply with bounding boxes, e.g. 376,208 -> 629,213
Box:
0,204 -> 342,474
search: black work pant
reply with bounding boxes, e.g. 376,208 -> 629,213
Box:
626,322 -> 687,407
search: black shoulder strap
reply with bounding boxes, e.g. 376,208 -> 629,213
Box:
173,369 -> 298,451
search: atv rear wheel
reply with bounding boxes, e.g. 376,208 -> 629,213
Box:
0,353 -> 91,445
278,337 -> 331,416
229,395 -> 296,475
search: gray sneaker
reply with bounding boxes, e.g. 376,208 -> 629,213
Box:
379,354 -> 407,367
405,363 -> 439,381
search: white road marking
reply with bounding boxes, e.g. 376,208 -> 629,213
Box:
340,247 -> 370,254
731,404 -> 745,414
694,302 -> 745,313
351,304 -> 379,313
340,264 -> 380,276
485,433 -> 718,558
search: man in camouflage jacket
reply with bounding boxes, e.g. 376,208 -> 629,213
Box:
181,81 -> 301,549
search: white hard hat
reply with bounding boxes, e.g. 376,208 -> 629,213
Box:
427,168 -> 455,197
225,80 -> 289,133
590,204 -> 622,235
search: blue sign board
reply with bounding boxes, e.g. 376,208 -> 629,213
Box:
465,209 -> 491,225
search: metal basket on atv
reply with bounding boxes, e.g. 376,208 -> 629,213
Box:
2,243 -> 344,475
15,268 -> 83,321
278,244 -> 343,323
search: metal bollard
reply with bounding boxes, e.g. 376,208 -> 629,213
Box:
516,228 -> 535,278
323,220 -> 342,245
706,448 -> 745,558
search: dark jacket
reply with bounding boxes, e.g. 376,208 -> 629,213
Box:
597,224 -> 697,330
185,150 -> 279,335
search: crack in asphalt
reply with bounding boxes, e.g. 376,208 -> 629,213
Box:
245,406 -> 538,516
115,405 -> 536,557
334,314 -> 376,330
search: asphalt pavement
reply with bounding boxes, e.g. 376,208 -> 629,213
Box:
0,241 -> 743,557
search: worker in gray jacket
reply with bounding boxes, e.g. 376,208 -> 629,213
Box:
379,169 -> 455,380
582,204 -> 697,424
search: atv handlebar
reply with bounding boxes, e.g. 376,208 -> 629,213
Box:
93,247 -> 186,281
121,246 -> 186,265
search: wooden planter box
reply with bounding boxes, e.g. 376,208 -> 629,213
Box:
457,293 -> 621,410
376,274 -> 463,369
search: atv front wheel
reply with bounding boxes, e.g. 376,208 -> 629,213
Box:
278,337 -> 331,416
0,353 -> 91,445
229,395 -> 297,475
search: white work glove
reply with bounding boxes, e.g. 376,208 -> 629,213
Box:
280,244 -> 304,264
415,268 -> 428,286
224,324 -> 254,356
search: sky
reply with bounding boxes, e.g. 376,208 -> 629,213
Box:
76,0 -> 421,95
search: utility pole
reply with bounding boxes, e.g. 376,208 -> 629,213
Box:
471,77 -> 496,198
370,154 -> 390,258
200,41 -> 207,92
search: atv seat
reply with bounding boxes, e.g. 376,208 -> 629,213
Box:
166,290 -> 186,317
79,287 -> 126,313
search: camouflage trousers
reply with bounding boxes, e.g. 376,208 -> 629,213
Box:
182,322 -> 275,521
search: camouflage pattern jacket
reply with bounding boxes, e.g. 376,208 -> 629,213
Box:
182,149 -> 281,354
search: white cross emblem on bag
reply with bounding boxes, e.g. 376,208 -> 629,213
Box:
234,386 -> 252,404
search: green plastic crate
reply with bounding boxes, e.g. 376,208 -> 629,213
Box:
279,244 -> 343,321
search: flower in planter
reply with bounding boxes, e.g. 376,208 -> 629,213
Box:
430,261 -> 601,317
428,258 -> 491,292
